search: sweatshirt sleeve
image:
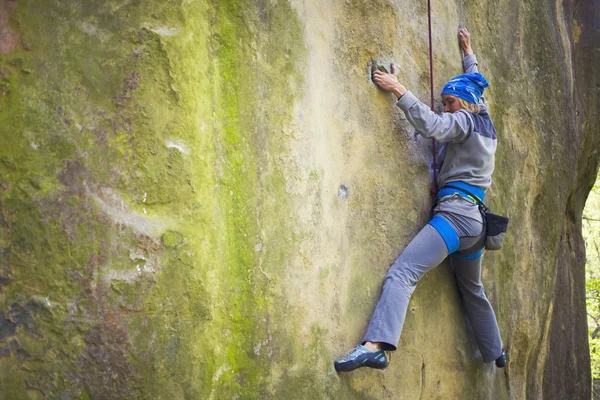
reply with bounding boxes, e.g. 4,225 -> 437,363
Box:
463,53 -> 486,107
463,54 -> 479,74
396,92 -> 473,143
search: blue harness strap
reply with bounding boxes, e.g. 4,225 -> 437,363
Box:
455,249 -> 483,260
428,215 -> 460,254
436,181 -> 485,204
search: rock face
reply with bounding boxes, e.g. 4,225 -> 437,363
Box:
0,0 -> 598,398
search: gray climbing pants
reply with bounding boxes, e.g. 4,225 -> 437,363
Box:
362,196 -> 503,363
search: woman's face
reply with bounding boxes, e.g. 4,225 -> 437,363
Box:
442,95 -> 461,113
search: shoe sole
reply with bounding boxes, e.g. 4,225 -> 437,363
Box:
334,361 -> 388,372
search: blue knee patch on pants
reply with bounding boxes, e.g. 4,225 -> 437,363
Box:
428,215 -> 460,254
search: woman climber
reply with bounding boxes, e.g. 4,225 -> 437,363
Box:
334,28 -> 507,372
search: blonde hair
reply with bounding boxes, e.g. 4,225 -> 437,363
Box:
459,98 -> 480,114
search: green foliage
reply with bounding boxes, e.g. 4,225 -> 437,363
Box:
585,177 -> 600,380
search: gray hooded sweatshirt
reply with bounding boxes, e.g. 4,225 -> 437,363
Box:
395,54 -> 497,192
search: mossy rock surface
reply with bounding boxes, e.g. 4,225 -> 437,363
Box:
0,0 -> 598,399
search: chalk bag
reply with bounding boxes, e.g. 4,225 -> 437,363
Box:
481,207 -> 509,251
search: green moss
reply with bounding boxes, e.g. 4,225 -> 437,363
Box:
162,230 -> 183,248
175,1 -> 306,398
0,0 -> 308,396
0,359 -> 31,400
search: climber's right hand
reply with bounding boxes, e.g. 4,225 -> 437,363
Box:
373,62 -> 407,100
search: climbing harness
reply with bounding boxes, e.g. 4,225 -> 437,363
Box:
444,184 -> 510,250
427,0 -> 439,197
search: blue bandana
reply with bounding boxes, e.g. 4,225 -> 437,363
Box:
441,73 -> 489,103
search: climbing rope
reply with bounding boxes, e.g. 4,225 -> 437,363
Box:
427,0 -> 439,196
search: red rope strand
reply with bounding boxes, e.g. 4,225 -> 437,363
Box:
427,0 -> 439,196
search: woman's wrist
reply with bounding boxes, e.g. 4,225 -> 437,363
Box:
392,83 -> 407,100
463,47 -> 473,56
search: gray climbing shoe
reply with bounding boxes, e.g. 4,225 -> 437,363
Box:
334,345 -> 388,372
